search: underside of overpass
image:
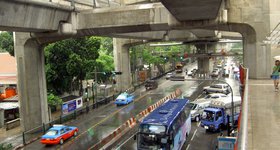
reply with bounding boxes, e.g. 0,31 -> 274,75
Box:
1,0 -> 279,131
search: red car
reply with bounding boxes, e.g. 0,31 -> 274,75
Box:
41,124 -> 78,145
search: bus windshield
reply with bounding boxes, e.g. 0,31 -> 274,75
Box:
138,133 -> 168,149
138,125 -> 167,149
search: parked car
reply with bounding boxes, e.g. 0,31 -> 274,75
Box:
189,100 -> 212,122
114,92 -> 135,106
197,93 -> 228,101
41,124 -> 78,145
203,84 -> 230,94
145,80 -> 158,90
166,72 -> 174,80
211,70 -> 219,77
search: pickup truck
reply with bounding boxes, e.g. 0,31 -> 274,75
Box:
200,98 -> 241,132
203,84 -> 230,94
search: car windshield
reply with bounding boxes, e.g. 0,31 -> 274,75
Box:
188,103 -> 197,110
45,130 -> 58,136
205,95 -> 212,99
202,111 -> 215,122
210,85 -> 222,88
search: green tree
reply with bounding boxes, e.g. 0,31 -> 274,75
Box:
0,32 -> 14,56
100,37 -> 113,55
0,142 -> 13,150
47,93 -> 63,106
44,37 -> 100,95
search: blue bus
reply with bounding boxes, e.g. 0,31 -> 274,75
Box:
136,99 -> 191,150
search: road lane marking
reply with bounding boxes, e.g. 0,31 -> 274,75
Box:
197,121 -> 201,127
57,93 -> 149,149
115,132 -> 137,149
186,144 -> 190,150
191,129 -> 197,141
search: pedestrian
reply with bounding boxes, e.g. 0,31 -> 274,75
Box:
271,60 -> 280,91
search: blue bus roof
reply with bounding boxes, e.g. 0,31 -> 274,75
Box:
140,99 -> 189,127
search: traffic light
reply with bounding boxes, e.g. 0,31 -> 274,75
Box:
114,71 -> 122,75
85,88 -> 88,96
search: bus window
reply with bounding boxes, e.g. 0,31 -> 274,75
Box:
140,124 -> 166,134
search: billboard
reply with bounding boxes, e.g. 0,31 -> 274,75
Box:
62,97 -> 83,115
218,136 -> 236,150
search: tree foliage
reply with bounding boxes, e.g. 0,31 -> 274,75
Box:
0,142 -> 13,150
45,37 -> 100,94
0,32 -> 14,56
47,93 -> 63,106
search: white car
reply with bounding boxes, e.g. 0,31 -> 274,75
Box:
166,73 -> 174,80
211,70 -> 219,77
197,93 -> 228,101
203,84 -> 230,94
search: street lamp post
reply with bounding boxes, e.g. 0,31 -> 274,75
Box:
86,83 -> 90,112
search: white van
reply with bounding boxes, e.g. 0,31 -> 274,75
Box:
189,99 -> 212,122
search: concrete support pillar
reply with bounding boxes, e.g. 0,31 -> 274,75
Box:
14,32 -> 49,131
197,58 -> 210,75
113,38 -> 132,92
195,44 -> 211,77
0,109 -> 4,128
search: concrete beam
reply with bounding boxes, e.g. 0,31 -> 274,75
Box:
112,30 -> 197,41
160,0 -> 222,21
0,0 -> 72,32
77,3 -> 170,36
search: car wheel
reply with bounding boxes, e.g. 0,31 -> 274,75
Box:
74,131 -> 77,136
59,138 -> 64,145
195,116 -> 200,122
217,124 -> 222,132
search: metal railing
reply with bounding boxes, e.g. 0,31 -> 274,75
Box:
21,94 -> 116,146
17,71 -> 179,148
237,67 -> 249,150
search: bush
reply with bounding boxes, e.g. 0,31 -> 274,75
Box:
47,93 -> 63,106
0,143 -> 13,150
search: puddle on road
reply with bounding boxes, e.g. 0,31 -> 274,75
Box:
97,115 -> 107,118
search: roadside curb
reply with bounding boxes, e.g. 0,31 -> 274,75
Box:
13,137 -> 40,150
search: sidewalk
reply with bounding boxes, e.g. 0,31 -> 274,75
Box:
0,106 -> 65,145
248,79 -> 280,150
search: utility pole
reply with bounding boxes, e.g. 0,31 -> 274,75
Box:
94,67 -> 98,108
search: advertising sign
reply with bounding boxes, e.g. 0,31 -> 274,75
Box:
218,136 -> 236,150
62,97 -> 83,115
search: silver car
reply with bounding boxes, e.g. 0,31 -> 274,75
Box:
189,100 -> 211,122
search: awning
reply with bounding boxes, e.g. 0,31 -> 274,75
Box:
0,102 -> 19,110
